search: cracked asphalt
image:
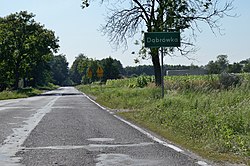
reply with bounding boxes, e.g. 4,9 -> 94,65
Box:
0,87 -> 210,166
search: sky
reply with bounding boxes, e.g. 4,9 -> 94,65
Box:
0,0 -> 249,67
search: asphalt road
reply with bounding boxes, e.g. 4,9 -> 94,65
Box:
0,87 -> 211,166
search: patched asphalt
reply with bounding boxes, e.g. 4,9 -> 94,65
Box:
0,87 -> 207,166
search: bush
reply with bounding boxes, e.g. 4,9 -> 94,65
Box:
128,76 -> 152,88
219,72 -> 242,89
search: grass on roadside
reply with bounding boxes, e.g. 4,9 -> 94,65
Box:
77,75 -> 250,165
0,88 -> 41,100
0,83 -> 59,100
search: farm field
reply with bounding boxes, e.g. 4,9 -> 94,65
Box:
77,74 -> 250,165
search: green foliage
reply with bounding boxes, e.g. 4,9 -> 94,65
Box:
69,55 -> 123,85
0,88 -> 41,100
106,76 -> 153,88
228,63 -> 242,73
139,88 -> 250,156
50,54 -> 70,86
0,83 -> 59,100
36,83 -> 59,91
69,54 -> 88,84
241,59 -> 250,73
206,55 -> 245,74
0,11 -> 59,90
100,56 -> 123,81
77,74 -> 250,164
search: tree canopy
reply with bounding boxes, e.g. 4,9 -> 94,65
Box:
0,11 -> 59,90
69,54 -> 123,84
50,54 -> 70,86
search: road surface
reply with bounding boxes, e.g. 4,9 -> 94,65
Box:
0,87 -> 211,166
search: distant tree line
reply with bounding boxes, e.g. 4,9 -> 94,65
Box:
206,55 -> 250,74
123,64 -> 199,76
69,54 -> 123,84
124,55 -> 250,77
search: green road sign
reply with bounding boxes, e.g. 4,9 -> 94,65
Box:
144,32 -> 180,48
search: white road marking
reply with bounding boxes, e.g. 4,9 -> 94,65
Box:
83,93 -> 212,166
87,138 -> 115,142
8,123 -> 17,125
23,142 -> 154,151
83,93 -> 184,153
13,117 -> 27,119
0,100 -> 21,107
197,160 -> 210,166
0,96 -> 60,165
96,153 -> 164,166
0,107 -> 33,111
114,114 -> 184,153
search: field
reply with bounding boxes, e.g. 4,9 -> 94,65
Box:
77,74 -> 250,165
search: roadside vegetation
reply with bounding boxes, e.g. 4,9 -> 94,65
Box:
0,83 -> 59,100
77,73 -> 250,165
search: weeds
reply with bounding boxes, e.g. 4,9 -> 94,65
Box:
0,83 -> 59,100
0,88 -> 41,100
77,73 -> 250,165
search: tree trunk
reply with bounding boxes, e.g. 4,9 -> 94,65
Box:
14,61 -> 20,90
151,48 -> 161,86
14,69 -> 20,90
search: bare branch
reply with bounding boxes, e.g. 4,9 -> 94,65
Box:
101,5 -> 144,49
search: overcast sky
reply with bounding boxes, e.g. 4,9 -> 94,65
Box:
1,0 -> 249,67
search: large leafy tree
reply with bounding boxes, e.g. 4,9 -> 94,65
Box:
50,54 -> 69,86
70,54 -> 123,84
100,56 -> 123,81
206,55 -> 229,74
71,54 -> 99,84
241,59 -> 250,73
82,0 -> 234,86
70,54 -> 90,84
0,11 -> 59,89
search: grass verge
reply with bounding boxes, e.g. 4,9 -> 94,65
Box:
77,81 -> 250,165
0,83 -> 59,100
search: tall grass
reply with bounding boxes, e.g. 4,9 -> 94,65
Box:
0,83 -> 59,100
0,88 -> 42,100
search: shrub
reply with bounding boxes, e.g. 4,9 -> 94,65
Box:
219,72 -> 242,89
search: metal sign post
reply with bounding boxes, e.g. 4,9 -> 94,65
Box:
161,47 -> 164,98
145,32 -> 180,98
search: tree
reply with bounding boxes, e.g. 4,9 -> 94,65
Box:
0,61 -> 12,91
240,58 -> 250,73
70,54 -> 89,84
28,53 -> 54,87
70,55 -> 123,84
243,63 -> 250,73
0,11 -> 59,89
100,56 -> 123,81
50,54 -> 69,86
228,62 -> 242,73
216,55 -> 229,72
206,55 -> 229,74
82,0 -> 234,86
206,60 -> 220,74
